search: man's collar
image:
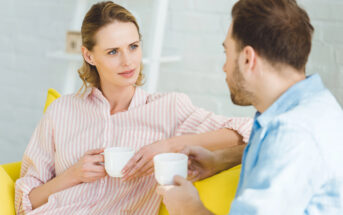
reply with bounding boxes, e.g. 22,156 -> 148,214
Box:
256,74 -> 325,127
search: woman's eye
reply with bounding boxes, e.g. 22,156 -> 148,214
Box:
108,49 -> 118,55
130,44 -> 138,50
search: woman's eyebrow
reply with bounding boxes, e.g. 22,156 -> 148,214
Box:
105,40 -> 140,51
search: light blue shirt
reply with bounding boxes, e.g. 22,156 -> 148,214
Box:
229,74 -> 343,215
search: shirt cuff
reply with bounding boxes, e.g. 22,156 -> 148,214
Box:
224,117 -> 253,143
15,177 -> 43,214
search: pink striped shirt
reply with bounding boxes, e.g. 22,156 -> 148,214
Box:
15,87 -> 252,215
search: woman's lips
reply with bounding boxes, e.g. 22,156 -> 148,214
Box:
118,69 -> 135,78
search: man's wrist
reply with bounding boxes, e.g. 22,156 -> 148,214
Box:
213,145 -> 244,173
188,200 -> 214,215
213,150 -> 230,173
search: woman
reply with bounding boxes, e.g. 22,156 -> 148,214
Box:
15,1 -> 252,214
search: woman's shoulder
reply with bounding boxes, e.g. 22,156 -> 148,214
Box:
147,91 -> 191,104
44,93 -> 84,115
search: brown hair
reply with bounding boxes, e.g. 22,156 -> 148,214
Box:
231,0 -> 314,71
78,1 -> 144,94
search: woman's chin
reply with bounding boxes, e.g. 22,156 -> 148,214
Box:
119,78 -> 138,87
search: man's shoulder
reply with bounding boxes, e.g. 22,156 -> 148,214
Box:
275,89 -> 342,128
264,90 -> 343,164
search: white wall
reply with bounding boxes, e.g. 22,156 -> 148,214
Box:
1,0 -> 342,163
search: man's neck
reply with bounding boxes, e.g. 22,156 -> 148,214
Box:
254,68 -> 306,113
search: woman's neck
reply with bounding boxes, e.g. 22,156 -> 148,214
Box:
100,83 -> 136,115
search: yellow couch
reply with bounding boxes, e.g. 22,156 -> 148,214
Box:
0,89 -> 241,215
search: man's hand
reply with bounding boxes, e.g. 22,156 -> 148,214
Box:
156,175 -> 213,215
182,146 -> 219,182
183,144 -> 245,182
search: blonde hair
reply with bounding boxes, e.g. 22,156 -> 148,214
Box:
78,1 -> 144,94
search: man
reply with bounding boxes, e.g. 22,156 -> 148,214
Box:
156,0 -> 343,214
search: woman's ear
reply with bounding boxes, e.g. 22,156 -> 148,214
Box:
82,46 -> 95,66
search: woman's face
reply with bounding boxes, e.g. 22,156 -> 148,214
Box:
90,21 -> 142,89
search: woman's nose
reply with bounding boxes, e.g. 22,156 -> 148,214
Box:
121,51 -> 132,66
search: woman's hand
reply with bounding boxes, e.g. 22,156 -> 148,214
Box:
68,148 -> 107,184
29,148 -> 106,209
121,140 -> 175,181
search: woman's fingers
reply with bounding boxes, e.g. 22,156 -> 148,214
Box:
86,148 -> 104,155
135,161 -> 154,178
122,150 -> 143,174
90,164 -> 106,173
83,171 -> 107,182
123,155 -> 150,180
90,154 -> 104,163
144,167 -> 154,176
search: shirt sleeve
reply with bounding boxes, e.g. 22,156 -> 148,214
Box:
229,122 -> 326,215
174,93 -> 252,143
15,112 -> 56,214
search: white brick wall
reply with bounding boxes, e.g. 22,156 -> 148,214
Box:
0,0 -> 342,163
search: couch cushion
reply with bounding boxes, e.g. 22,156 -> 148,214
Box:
0,166 -> 16,215
158,165 -> 241,215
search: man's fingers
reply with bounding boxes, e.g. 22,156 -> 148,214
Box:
180,146 -> 190,156
188,169 -> 198,177
173,175 -> 189,186
156,185 -> 175,196
156,186 -> 167,196
189,174 -> 201,182
181,146 -> 205,159
187,169 -> 200,182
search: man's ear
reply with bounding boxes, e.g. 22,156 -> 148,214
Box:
82,46 -> 95,66
241,46 -> 256,72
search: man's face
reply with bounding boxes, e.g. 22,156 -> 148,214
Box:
222,24 -> 252,106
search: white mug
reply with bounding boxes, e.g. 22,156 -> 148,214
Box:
104,147 -> 134,177
153,153 -> 188,185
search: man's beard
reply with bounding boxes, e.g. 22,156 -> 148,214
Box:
228,60 -> 253,106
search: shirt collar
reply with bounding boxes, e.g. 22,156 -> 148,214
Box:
127,87 -> 149,110
256,74 -> 325,127
83,87 -> 149,110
